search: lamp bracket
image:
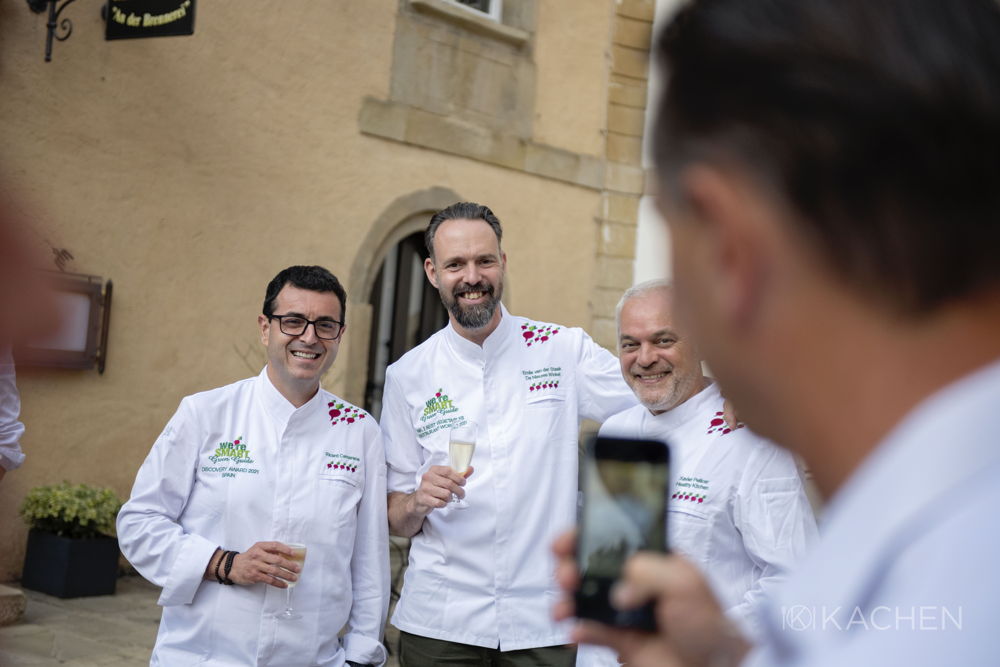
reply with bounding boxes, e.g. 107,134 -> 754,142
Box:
26,0 -> 85,62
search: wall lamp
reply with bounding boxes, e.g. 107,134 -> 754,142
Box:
26,0 -> 83,62
15,272 -> 113,374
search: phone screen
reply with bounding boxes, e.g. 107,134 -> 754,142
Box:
576,436 -> 669,630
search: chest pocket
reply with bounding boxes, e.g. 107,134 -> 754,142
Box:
316,471 -> 362,527
525,389 -> 566,406
668,505 -> 713,564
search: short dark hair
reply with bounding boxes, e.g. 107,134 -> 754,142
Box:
653,0 -> 1000,314
425,202 -> 503,260
262,265 -> 347,323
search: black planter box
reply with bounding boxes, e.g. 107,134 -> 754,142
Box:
21,530 -> 119,598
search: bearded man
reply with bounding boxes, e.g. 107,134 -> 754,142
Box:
381,202 -> 636,667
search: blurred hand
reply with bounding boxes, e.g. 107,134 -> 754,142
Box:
412,464 -> 473,515
552,531 -> 751,667
229,541 -> 301,588
0,199 -> 60,344
722,398 -> 742,430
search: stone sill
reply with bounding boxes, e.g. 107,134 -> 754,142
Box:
359,97 -> 604,191
410,0 -> 530,46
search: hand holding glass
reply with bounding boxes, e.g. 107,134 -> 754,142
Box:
448,424 -> 477,509
276,542 -> 307,620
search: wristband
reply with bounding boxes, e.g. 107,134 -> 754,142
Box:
223,550 -> 238,585
214,549 -> 228,585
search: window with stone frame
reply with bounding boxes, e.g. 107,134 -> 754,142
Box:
445,0 -> 502,21
390,0 -> 536,138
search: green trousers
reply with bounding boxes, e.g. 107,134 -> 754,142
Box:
398,631 -> 577,667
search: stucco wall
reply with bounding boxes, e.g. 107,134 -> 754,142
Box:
0,0 -> 623,580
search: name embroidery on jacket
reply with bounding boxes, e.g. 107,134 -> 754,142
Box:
520,321 -> 560,347
673,475 -> 709,503
324,452 -> 360,473
522,366 -> 562,393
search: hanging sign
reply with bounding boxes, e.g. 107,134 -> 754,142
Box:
105,0 -> 196,40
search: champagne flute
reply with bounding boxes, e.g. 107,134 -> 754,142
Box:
276,542 -> 307,620
448,424 -> 477,509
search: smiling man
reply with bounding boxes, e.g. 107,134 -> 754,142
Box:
555,1 -> 1000,665
381,202 -> 636,666
118,266 -> 389,666
577,280 -> 816,667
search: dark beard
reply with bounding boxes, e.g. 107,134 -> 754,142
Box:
444,281 -> 501,330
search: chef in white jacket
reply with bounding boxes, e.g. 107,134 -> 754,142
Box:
382,203 -> 636,666
118,265 -> 389,667
577,280 -> 817,667
0,345 -> 25,481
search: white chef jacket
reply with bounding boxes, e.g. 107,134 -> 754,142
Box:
578,380 -> 817,667
117,368 -> 389,666
743,357 -> 1000,667
0,346 -> 25,472
381,305 -> 636,650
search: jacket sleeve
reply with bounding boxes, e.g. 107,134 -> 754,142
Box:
0,346 -> 25,471
116,398 -> 219,606
382,369 -> 424,494
343,423 -> 390,667
574,330 -> 638,423
730,443 -> 818,637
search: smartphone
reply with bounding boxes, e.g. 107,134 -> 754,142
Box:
575,435 -> 670,631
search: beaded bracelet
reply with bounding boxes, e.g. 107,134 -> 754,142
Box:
223,550 -> 239,585
214,549 -> 228,585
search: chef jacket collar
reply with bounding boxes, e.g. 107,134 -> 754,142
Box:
642,377 -> 718,432
444,303 -> 515,363
256,366 -> 324,425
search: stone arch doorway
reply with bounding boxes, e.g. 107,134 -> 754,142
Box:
341,187 -> 463,414
364,230 -> 448,418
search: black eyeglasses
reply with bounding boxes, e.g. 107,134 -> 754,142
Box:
267,314 -> 345,340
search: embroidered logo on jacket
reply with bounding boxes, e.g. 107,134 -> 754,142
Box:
520,322 -> 560,347
210,436 -> 254,464
707,411 -> 745,436
421,389 -> 458,421
203,436 -> 259,477
328,401 -> 366,426
672,492 -> 707,504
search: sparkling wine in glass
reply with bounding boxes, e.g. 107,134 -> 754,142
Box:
448,424 -> 477,509
277,542 -> 307,620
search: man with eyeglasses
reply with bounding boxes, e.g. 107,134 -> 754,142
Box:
118,265 -> 389,666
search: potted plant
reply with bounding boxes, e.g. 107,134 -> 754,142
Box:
19,482 -> 123,598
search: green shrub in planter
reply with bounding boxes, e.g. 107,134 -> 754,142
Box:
19,482 -> 124,598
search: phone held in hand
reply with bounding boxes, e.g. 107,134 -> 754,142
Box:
575,435 -> 670,631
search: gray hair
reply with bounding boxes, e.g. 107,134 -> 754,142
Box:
615,279 -> 673,330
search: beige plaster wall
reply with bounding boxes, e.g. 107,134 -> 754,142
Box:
533,0 -> 613,157
0,0 -> 614,579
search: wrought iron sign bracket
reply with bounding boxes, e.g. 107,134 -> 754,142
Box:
26,0 -> 84,62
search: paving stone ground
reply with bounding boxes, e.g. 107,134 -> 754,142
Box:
2,548 -> 406,666
0,576 -> 160,666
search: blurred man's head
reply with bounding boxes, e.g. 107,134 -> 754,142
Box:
424,202 -> 507,333
617,281 -> 706,414
651,0 -> 1000,460
654,0 -> 1000,315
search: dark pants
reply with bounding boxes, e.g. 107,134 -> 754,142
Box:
398,631 -> 577,667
